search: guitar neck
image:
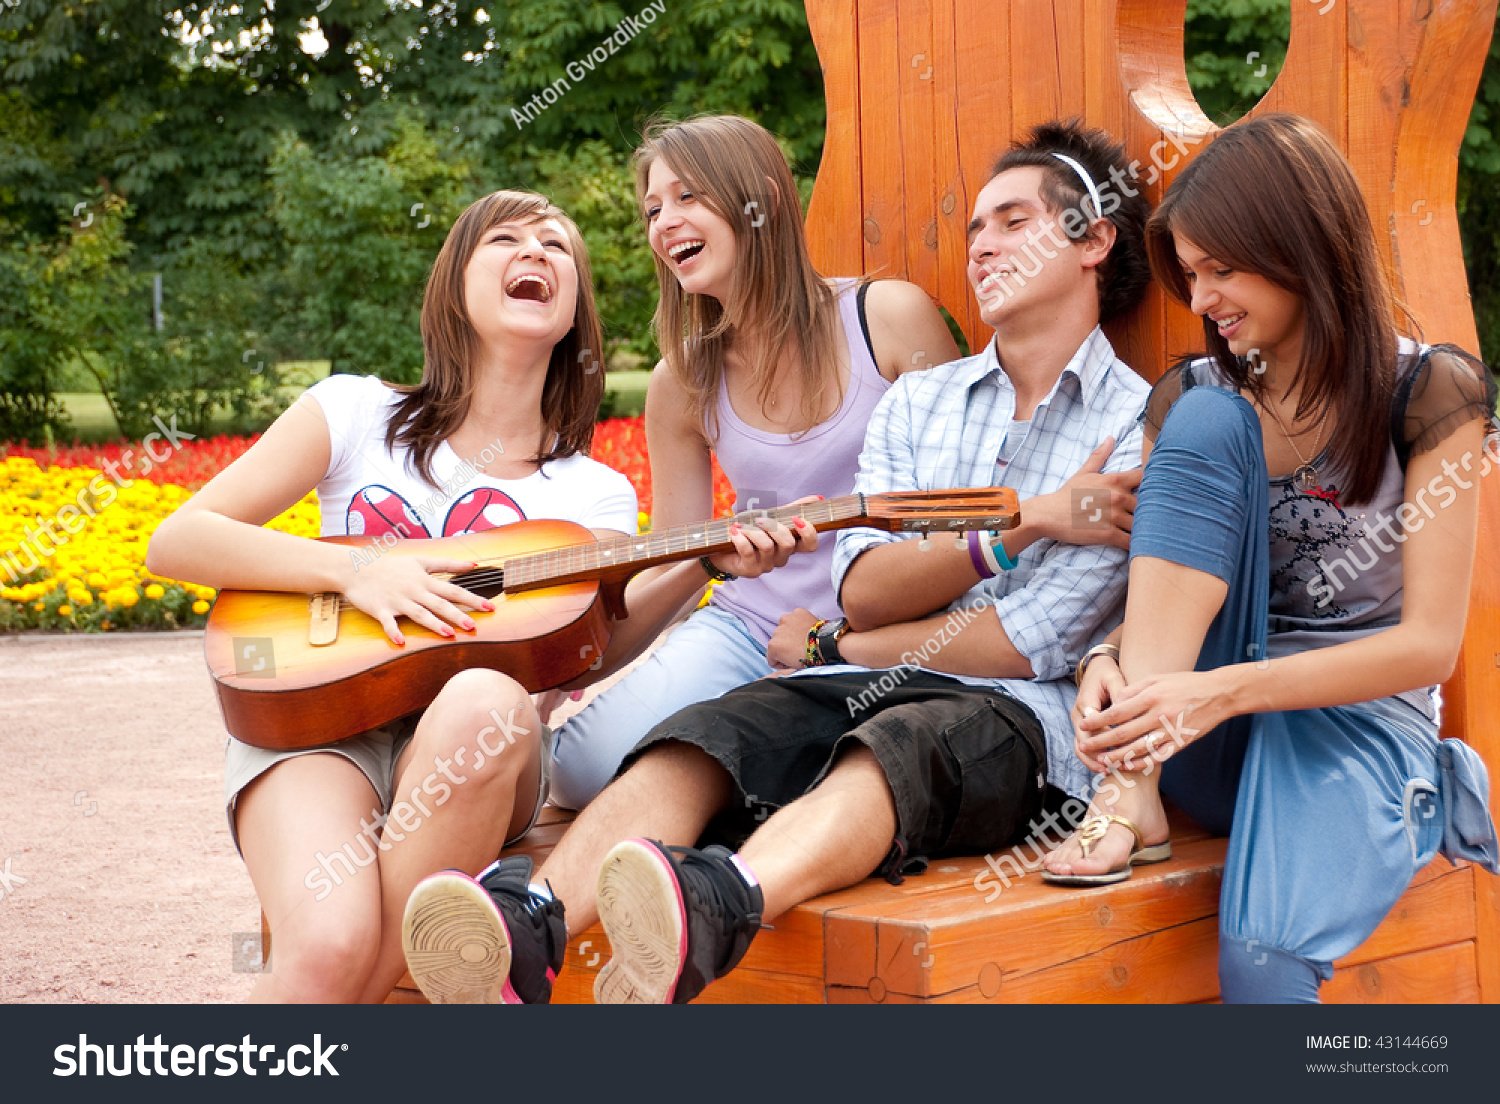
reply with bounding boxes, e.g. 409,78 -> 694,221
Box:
501,495 -> 872,592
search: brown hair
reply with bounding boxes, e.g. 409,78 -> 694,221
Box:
385,189 -> 605,485
1145,114 -> 1399,504
633,114 -> 843,435
991,119 -> 1152,324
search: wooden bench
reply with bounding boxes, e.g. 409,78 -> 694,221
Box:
380,802 -> 1481,1004
378,0 -> 1500,1004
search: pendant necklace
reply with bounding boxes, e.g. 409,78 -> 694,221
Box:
1261,398 -> 1328,492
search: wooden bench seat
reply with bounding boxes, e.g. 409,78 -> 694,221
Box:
385,804 -> 1483,1004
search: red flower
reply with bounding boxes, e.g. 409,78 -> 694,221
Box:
2,418 -> 737,522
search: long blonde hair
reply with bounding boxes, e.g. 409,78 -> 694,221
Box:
633,115 -> 845,435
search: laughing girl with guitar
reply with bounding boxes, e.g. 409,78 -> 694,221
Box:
147,190 -> 802,1003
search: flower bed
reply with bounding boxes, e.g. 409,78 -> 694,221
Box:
0,417 -> 731,632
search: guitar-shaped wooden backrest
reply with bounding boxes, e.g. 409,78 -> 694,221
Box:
802,0 -> 1498,997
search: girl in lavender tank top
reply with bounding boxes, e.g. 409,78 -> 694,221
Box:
547,115 -> 960,809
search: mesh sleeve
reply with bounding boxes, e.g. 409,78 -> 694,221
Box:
1141,361 -> 1193,441
1400,343 -> 1498,460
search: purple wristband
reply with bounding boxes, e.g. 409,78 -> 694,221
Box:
966,529 -> 995,579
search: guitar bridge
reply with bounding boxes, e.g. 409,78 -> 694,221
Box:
308,592 -> 340,646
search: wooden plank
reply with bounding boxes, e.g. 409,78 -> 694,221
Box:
1335,862 -> 1476,969
697,969 -> 827,1004
1389,0 -> 1493,348
828,837 -> 1225,998
1475,867 -> 1500,1003
968,915 -> 1223,1004
927,0 -> 968,336
1008,0 -> 1066,130
1325,942 -> 1481,1005
856,0 -> 908,281
1265,0 -> 1347,146
950,0 -> 1011,346
804,0 -> 864,277
897,0 -> 939,296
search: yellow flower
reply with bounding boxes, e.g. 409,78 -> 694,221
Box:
31,601 -> 44,612
144,583 -> 165,600
86,572 -> 108,588
117,587 -> 139,607
58,603 -> 73,617
192,599 -> 210,615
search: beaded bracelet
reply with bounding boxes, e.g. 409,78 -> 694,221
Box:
804,618 -> 829,667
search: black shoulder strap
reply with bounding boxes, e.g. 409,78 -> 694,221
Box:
855,280 -> 876,363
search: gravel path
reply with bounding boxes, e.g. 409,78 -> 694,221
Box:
0,632 -> 259,1002
0,629 -> 645,1003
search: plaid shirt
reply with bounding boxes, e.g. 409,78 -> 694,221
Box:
826,326 -> 1150,800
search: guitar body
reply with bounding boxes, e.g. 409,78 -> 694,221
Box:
205,521 -> 610,751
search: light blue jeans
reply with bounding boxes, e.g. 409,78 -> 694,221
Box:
548,605 -> 772,810
1135,385 -> 1464,1004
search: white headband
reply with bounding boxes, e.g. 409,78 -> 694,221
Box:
1051,152 -> 1103,220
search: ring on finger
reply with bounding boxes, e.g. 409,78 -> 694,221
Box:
1145,732 -> 1161,756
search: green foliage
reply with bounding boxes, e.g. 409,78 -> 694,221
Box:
1458,34 -> 1500,364
1183,0 -> 1291,125
532,141 -> 660,361
0,0 -> 829,438
0,220 -> 71,442
267,113 -> 477,381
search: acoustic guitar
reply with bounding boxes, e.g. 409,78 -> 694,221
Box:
204,488 -> 1019,749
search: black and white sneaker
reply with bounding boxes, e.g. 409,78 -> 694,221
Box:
401,856 -> 566,1004
593,839 -> 764,1004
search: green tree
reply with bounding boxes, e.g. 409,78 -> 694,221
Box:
267,112 -> 477,381
0,0 -> 828,438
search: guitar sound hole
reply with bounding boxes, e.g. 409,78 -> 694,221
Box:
452,569 -> 506,599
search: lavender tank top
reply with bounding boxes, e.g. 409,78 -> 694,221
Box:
708,279 -> 891,645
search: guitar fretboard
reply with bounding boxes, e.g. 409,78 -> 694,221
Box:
503,494 -> 869,589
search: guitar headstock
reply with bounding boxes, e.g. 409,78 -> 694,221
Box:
862,488 -> 1020,533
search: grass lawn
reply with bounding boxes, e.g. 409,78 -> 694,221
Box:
48,364 -> 652,442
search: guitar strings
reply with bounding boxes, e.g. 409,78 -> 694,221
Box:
319,491 -> 1011,613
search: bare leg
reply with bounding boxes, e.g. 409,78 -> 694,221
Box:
355,669 -> 544,1003
235,756 -> 385,1003
1044,555 -> 1227,876
537,740 -> 732,936
738,746 -> 894,921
